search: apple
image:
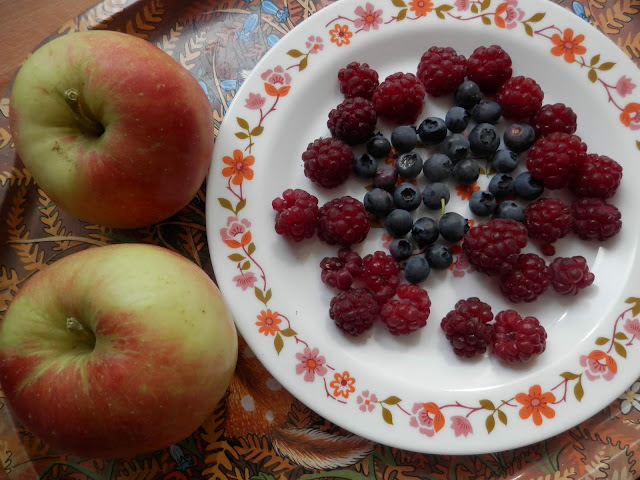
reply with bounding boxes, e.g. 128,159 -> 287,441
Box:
0,244 -> 238,458
9,31 -> 214,229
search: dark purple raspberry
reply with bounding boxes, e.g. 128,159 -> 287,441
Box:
272,189 -> 319,241
524,198 -> 572,245
571,198 -> 622,241
441,297 -> 494,358
467,45 -> 513,93
499,253 -> 552,303
569,153 -> 623,199
492,310 -> 547,363
320,248 -> 363,290
381,284 -> 431,335
416,46 -> 467,97
327,97 -> 378,146
330,288 -> 380,336
302,137 -> 353,188
373,72 -> 426,124
337,62 -> 380,100
317,196 -> 370,247
549,256 -> 595,295
525,132 -> 587,190
531,103 -> 577,137
496,76 -> 544,121
360,251 -> 402,304
462,218 -> 528,277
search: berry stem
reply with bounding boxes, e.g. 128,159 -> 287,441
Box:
440,197 -> 446,216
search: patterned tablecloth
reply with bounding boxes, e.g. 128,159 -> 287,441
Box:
1,0 -> 640,478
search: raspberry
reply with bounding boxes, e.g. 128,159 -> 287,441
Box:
499,253 -> 552,303
302,137 -> 354,188
327,97 -> 378,146
338,62 -> 380,100
360,251 -> 402,304
462,219 -> 528,277
571,198 -> 622,241
320,248 -> 362,290
524,198 -> 572,245
329,288 -> 380,336
525,132 -> 587,190
531,103 -> 577,137
381,284 -> 431,335
416,46 -> 467,96
441,297 -> 494,358
467,45 -> 512,93
493,310 -> 547,363
569,154 -> 623,199
272,189 -> 319,242
372,72 -> 426,124
317,196 -> 371,247
496,76 -> 544,121
549,256 -> 595,295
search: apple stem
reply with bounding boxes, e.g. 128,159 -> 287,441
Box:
66,316 -> 96,348
63,89 -> 104,137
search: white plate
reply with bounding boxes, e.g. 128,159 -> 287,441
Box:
206,0 -> 640,454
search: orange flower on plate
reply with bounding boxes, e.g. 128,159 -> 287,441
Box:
330,371 -> 356,398
550,28 -> 587,63
222,149 -> 255,185
256,309 -> 282,336
455,182 -> 480,200
515,384 -> 556,426
329,23 -> 353,47
620,102 -> 640,129
409,0 -> 433,16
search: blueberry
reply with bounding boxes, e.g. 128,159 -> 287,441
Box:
469,123 -> 500,157
445,106 -> 470,133
402,256 -> 431,284
411,217 -> 439,248
513,171 -> 544,200
389,238 -> 413,261
455,80 -> 483,110
373,166 -> 398,192
452,158 -> 480,185
423,153 -> 453,182
493,200 -> 525,222
488,173 -> 514,199
363,187 -> 394,217
440,134 -> 470,163
384,209 -> 414,237
491,149 -> 519,173
417,117 -> 448,145
503,123 -> 536,153
472,100 -> 502,124
469,191 -> 497,216
422,182 -> 450,210
367,135 -> 392,158
353,153 -> 378,178
439,212 -> 470,242
395,152 -> 423,179
391,125 -> 418,153
425,244 -> 453,270
393,182 -> 422,211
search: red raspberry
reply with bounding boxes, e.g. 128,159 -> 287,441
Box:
416,46 -> 467,96
302,137 -> 354,188
496,76 -> 544,121
441,297 -> 494,358
320,248 -> 362,290
467,45 -> 512,93
569,154 -> 623,199
531,103 -> 577,137
317,196 -> 370,247
329,288 -> 380,336
524,198 -> 572,245
360,251 -> 402,304
492,310 -> 547,363
381,284 -> 431,335
499,253 -> 552,303
272,189 -> 319,242
372,72 -> 426,124
337,62 -> 380,100
549,256 -> 595,295
327,97 -> 378,146
462,219 -> 528,277
571,198 -> 622,241
526,132 -> 587,190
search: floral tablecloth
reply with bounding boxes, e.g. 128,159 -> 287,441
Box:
1,0 -> 640,478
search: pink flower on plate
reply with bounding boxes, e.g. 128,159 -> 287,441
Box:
580,349 -> 617,381
354,3 -> 383,31
451,252 -> 474,278
261,65 -> 292,86
245,92 -> 266,110
624,318 -> 640,340
220,216 -> 251,242
494,0 -> 524,29
450,415 -> 473,437
381,232 -> 393,250
305,35 -> 324,54
409,402 -> 445,437
454,0 -> 470,11
615,76 -> 636,98
357,390 -> 378,412
233,272 -> 257,291
295,347 -> 327,382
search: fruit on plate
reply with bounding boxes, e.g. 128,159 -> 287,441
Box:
9,31 -> 214,229
0,244 -> 238,458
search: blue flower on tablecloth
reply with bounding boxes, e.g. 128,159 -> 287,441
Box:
237,13 -> 259,41
619,381 -> 640,414
571,1 -> 590,21
220,79 -> 239,91
169,444 -> 194,472
262,1 -> 289,22
198,80 -> 215,105
267,34 -> 280,47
